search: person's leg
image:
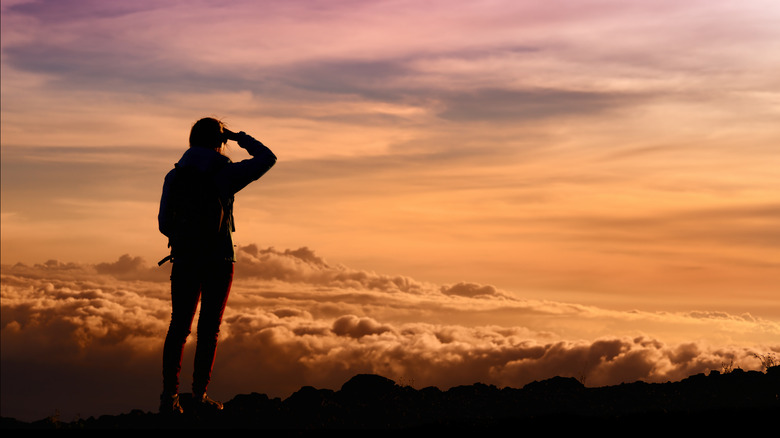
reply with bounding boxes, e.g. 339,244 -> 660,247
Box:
192,261 -> 234,399
162,262 -> 202,396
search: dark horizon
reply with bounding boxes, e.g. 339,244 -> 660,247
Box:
4,368 -> 778,429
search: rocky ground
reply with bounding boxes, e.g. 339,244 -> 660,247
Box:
3,366 -> 778,430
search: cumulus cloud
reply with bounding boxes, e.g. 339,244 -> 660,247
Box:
235,244 -> 429,295
2,245 -> 778,422
440,282 -> 508,299
332,315 -> 394,338
95,254 -> 170,282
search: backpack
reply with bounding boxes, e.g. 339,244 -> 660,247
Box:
158,164 -> 228,264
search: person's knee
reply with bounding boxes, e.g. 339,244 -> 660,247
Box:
166,321 -> 193,342
196,323 -> 221,342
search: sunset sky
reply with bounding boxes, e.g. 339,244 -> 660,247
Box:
2,0 -> 778,422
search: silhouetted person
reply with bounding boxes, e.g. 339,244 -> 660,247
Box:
157,117 -> 276,414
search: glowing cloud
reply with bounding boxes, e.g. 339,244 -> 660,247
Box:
2,246 -> 777,421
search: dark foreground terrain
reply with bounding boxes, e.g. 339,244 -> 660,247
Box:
3,367 -> 778,430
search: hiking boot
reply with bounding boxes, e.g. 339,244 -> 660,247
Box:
193,393 -> 223,411
159,392 -> 184,415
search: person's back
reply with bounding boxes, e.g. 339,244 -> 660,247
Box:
157,117 -> 276,415
163,163 -> 228,260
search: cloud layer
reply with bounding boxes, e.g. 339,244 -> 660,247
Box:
2,245 -> 777,421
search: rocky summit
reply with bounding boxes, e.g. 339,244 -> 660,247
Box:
3,367 -> 778,430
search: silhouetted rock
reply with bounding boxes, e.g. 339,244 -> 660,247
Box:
3,366 -> 778,429
340,373 -> 396,398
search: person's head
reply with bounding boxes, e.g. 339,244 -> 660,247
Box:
189,117 -> 227,150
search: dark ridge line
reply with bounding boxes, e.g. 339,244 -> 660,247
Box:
3,366 -> 778,430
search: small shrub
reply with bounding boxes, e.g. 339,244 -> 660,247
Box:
752,353 -> 777,370
721,358 -> 740,373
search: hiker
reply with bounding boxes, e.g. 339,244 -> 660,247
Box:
157,117 -> 277,414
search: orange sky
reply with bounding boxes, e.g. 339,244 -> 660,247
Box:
1,0 -> 778,422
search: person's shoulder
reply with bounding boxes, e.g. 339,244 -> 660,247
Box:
178,148 -> 231,171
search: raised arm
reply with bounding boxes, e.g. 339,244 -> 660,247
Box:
217,130 -> 277,195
